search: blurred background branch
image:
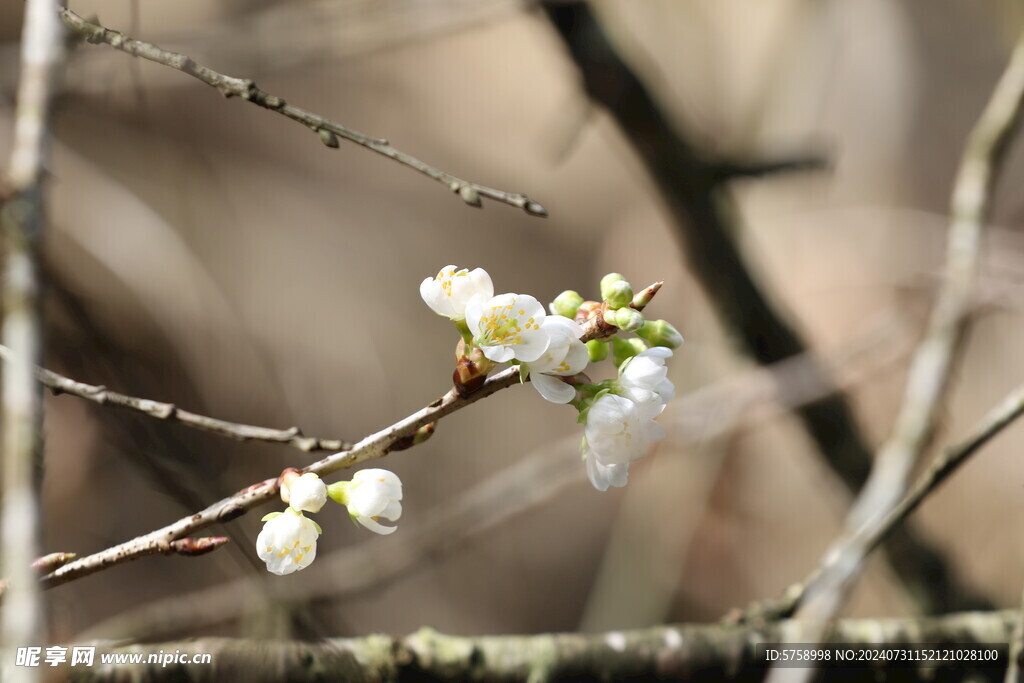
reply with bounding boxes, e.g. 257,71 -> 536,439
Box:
58,7 -> 548,216
0,0 -> 66,681
0,343 -> 352,453
749,376 -> 1024,628
788,22 -> 1024,633
542,0 -> 989,616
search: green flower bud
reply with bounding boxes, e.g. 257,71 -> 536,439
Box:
635,319 -> 684,349
586,339 -> 609,362
550,290 -> 584,318
600,272 -> 625,290
611,336 -> 648,366
600,273 -> 632,307
603,281 -> 634,309
608,306 -> 644,332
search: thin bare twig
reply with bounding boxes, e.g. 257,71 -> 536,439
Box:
0,344 -> 352,453
57,7 -> 547,217
38,283 -> 659,589
785,26 -> 1024,634
745,380 -> 1024,627
845,27 -> 1024,534
0,1 -> 66,680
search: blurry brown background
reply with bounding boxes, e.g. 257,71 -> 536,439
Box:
3,0 -> 1024,645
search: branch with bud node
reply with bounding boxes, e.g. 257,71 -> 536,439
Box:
57,7 -> 546,217
0,343 -> 352,453
37,270 -> 671,585
168,537 -> 230,558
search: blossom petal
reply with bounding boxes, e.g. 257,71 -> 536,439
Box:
586,450 -> 629,491
379,499 -> 403,521
555,340 -> 589,375
464,293 -> 489,337
511,330 -> 551,362
532,372 -> 576,404
541,315 -> 583,342
358,516 -> 398,535
481,344 -> 515,363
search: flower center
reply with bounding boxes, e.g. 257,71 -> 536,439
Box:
477,302 -> 538,347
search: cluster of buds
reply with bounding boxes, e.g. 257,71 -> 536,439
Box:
256,468 -> 402,575
258,266 -> 682,575
421,266 -> 683,491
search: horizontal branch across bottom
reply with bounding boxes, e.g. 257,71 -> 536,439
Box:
79,610 -> 1019,681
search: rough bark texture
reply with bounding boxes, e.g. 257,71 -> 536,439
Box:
72,611 -> 1017,682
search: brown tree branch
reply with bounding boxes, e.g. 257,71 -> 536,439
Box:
0,344 -> 352,453
0,0 -> 66,680
76,610 -> 1017,681
38,283 -> 659,590
57,7 -> 547,217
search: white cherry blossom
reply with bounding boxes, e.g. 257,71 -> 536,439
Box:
614,347 -> 674,442
525,315 -> 588,404
420,266 -> 493,321
346,469 -> 403,535
282,472 -> 328,513
584,394 -> 649,466
257,510 -> 319,575
619,347 -> 675,404
465,292 -> 550,363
